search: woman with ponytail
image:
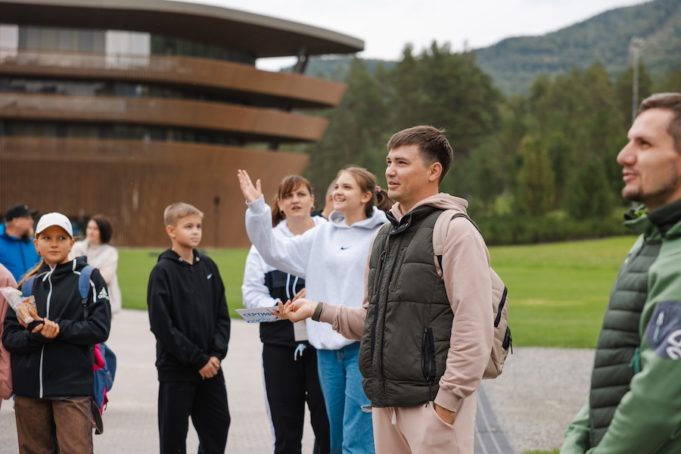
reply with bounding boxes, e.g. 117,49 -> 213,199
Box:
237,166 -> 391,454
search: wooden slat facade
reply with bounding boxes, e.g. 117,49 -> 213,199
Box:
0,93 -> 329,142
0,137 -> 309,247
0,51 -> 347,108
0,1 -> 360,247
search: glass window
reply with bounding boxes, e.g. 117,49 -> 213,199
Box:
13,25 -> 254,65
0,77 -> 263,107
150,34 -> 255,65
0,24 -> 19,57
18,26 -> 105,53
1,120 -> 245,145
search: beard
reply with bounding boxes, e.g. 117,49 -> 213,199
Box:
623,169 -> 681,208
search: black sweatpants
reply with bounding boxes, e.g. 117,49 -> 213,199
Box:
263,343 -> 330,454
158,371 -> 230,454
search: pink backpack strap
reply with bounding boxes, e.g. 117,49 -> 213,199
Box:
93,343 -> 105,371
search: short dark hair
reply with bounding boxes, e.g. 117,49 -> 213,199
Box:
638,92 -> 681,153
91,214 -> 113,244
387,125 -> 454,183
4,203 -> 33,222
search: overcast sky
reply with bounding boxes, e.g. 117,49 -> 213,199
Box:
186,0 -> 647,70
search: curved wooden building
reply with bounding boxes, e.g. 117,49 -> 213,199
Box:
0,0 -> 363,246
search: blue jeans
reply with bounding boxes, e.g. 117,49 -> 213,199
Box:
316,342 -> 375,454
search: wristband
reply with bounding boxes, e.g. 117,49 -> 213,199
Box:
26,320 -> 44,331
312,302 -> 324,321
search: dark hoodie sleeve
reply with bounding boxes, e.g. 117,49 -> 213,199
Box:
209,260 -> 230,360
2,271 -> 48,354
3,306 -> 53,353
147,266 -> 209,369
57,269 -> 111,345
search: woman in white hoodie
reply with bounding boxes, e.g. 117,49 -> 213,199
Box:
238,166 -> 391,454
242,175 -> 329,454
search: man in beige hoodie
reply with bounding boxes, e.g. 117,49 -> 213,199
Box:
283,125 -> 493,453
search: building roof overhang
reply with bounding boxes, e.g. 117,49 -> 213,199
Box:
0,0 -> 364,58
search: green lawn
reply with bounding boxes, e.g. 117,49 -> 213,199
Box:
119,236 -> 635,348
492,236 -> 633,348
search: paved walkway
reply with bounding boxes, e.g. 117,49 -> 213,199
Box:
0,310 -> 590,453
484,347 -> 594,453
1,310 -> 297,453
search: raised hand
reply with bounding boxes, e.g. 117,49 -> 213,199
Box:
237,169 -> 262,203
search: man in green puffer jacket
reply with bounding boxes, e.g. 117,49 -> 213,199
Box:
561,92 -> 681,453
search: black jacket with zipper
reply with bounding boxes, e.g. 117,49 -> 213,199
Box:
2,257 -> 111,398
260,269 -> 306,347
147,249 -> 231,382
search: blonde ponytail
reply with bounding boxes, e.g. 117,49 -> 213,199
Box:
17,258 -> 45,290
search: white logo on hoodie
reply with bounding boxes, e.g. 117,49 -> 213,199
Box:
97,287 -> 109,301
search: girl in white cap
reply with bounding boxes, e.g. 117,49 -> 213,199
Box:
3,212 -> 111,453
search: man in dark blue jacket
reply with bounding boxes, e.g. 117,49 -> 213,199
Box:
0,204 -> 39,281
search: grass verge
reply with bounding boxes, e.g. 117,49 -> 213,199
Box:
119,236 -> 635,347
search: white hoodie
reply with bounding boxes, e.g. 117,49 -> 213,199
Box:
242,217 -> 326,309
245,196 -> 388,350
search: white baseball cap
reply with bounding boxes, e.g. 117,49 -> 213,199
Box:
35,212 -> 73,237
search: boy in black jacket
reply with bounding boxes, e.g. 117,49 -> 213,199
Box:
147,202 -> 231,454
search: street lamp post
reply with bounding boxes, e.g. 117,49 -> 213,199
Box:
629,37 -> 645,124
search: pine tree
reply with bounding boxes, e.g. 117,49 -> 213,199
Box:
516,135 -> 555,215
564,159 -> 614,219
305,58 -> 390,195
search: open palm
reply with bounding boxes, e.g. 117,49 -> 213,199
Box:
237,169 -> 262,203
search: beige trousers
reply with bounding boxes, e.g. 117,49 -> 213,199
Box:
372,394 -> 477,454
14,396 -> 95,454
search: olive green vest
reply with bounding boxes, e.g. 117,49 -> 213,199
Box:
358,206 -> 452,407
588,224 -> 661,446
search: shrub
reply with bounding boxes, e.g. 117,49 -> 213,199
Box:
476,210 -> 628,245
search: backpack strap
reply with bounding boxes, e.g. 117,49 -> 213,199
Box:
21,266 -> 94,302
78,265 -> 94,319
20,276 -> 37,297
78,265 -> 94,302
433,210 -> 482,270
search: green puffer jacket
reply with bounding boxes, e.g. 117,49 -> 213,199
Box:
561,199 -> 681,454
